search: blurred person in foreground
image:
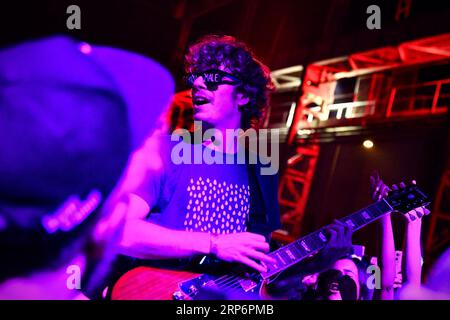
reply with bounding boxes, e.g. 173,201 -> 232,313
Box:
0,35 -> 173,299
98,34 -> 354,300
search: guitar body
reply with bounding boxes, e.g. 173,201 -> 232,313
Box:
111,184 -> 429,300
111,267 -> 202,300
111,266 -> 270,300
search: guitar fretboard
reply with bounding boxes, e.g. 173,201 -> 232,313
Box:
260,199 -> 393,279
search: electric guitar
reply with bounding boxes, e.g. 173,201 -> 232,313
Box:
110,183 -> 429,300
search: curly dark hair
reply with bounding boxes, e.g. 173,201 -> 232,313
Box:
185,34 -> 274,129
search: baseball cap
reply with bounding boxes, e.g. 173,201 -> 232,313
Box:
0,35 -> 173,281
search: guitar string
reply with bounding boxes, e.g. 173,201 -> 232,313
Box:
189,274 -> 246,298
219,280 -> 242,291
187,282 -> 242,300
198,274 -> 239,291
209,277 -> 241,291
209,243 -> 329,291
204,254 -> 292,292
210,271 -> 260,292
181,194 -> 419,299
212,270 -> 259,288
209,274 -> 235,284
192,231 -> 351,295
207,236 -> 354,294
206,239 -> 318,292
211,274 -> 241,288
187,199 -> 419,298
201,277 -> 243,298
183,275 -> 242,299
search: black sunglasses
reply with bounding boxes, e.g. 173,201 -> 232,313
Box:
184,69 -> 241,91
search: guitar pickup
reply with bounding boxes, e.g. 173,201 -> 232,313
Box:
238,278 -> 258,292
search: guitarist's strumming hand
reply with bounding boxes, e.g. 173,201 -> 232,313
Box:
209,232 -> 276,273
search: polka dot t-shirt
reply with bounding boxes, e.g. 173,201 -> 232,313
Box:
183,177 -> 250,234
146,142 -> 250,235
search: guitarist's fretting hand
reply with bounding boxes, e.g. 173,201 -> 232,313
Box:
209,232 -> 276,273
267,220 -> 354,299
317,220 -> 354,266
324,220 -> 353,254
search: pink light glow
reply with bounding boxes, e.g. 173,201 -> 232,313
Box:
79,43 -> 92,55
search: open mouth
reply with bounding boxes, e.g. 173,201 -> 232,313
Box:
193,95 -> 211,106
329,282 -> 339,293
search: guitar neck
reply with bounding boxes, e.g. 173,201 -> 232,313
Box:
261,199 -> 394,279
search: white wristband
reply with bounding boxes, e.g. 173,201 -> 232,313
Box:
209,234 -> 219,256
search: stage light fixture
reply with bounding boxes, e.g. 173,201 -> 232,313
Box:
363,139 -> 374,149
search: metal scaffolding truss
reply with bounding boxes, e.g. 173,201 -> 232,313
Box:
287,33 -> 450,145
270,65 -> 303,93
314,34 -> 450,80
278,33 -> 450,241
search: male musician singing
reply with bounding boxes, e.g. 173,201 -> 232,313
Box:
101,35 -> 352,298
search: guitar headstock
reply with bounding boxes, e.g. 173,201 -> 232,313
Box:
384,184 -> 430,214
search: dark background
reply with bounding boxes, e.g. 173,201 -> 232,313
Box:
2,0 -> 450,88
1,0 -> 449,266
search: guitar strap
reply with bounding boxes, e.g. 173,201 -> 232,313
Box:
246,156 -> 281,241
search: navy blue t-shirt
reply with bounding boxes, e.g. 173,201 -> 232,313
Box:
84,133 -> 281,298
